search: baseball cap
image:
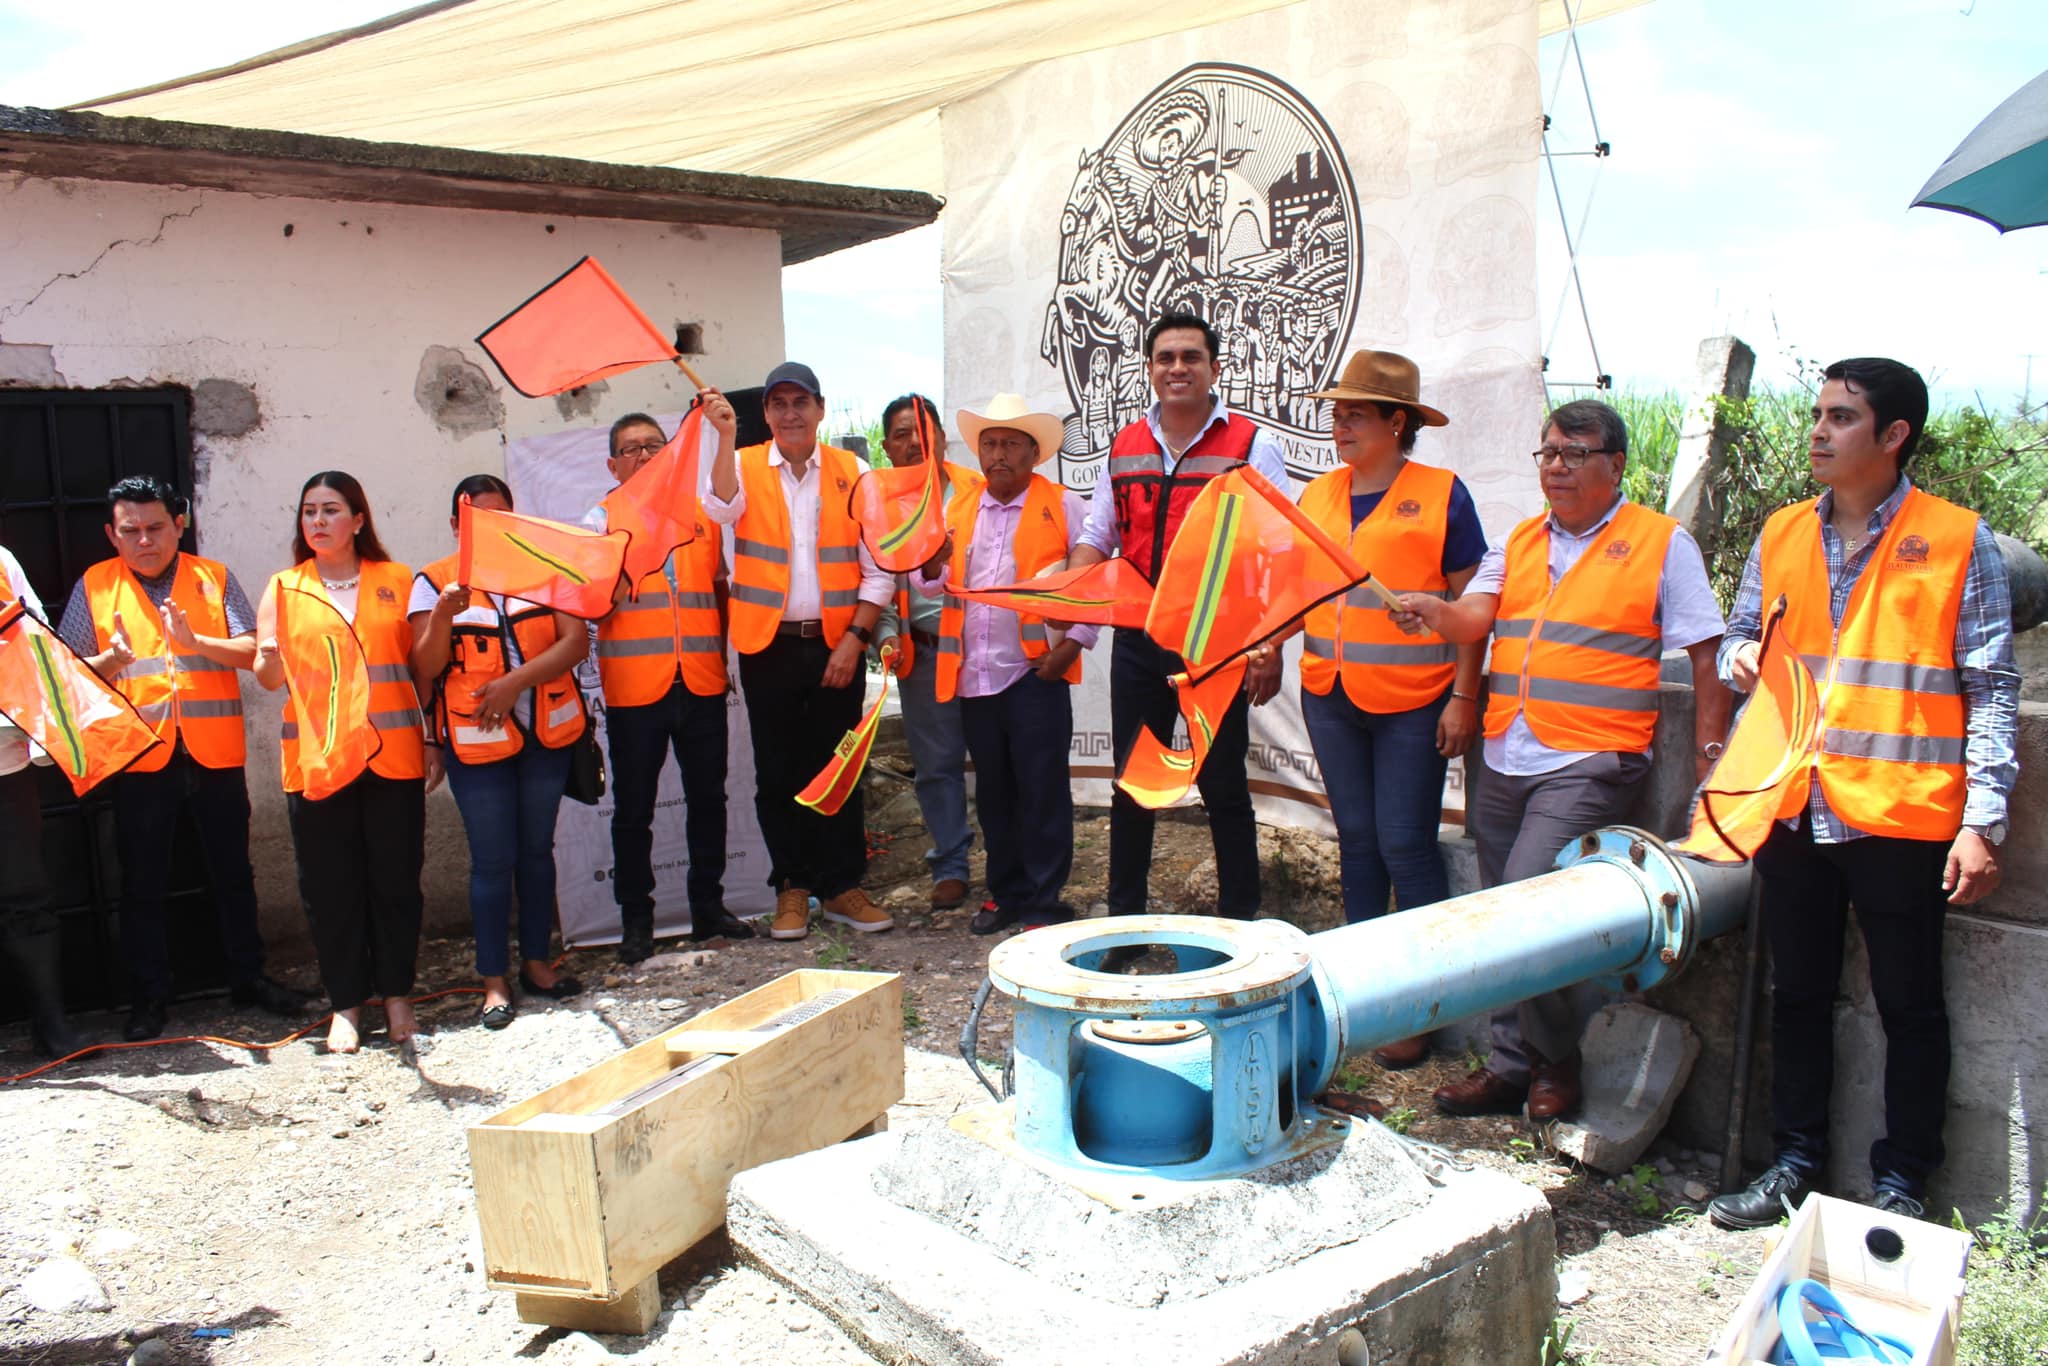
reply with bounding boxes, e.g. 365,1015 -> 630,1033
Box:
762,361 -> 822,398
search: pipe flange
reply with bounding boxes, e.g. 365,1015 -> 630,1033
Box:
988,914 -> 1313,1016
1556,825 -> 1691,993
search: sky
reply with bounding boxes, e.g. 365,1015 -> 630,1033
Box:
4,0 -> 2045,419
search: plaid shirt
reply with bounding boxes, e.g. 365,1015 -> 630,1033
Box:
1716,475 -> 2020,843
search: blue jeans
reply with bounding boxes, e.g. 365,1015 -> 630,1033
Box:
445,740 -> 575,978
898,647 -> 973,884
1300,684 -> 1451,924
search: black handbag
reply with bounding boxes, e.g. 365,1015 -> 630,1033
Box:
563,697 -> 605,805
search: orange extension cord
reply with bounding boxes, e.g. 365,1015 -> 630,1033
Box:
0,983 -> 488,1087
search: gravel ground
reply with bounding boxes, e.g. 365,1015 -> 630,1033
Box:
0,748 -> 1777,1365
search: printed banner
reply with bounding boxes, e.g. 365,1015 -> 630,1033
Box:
505,415 -> 775,946
943,0 -> 1546,828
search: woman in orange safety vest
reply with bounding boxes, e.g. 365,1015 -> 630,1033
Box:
409,475 -> 590,1031
253,471 -> 427,1055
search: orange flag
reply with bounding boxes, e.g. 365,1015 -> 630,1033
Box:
277,586 -> 380,801
1115,657 -> 1249,810
458,496 -> 630,620
944,557 -> 1156,629
1145,465 -> 1370,681
1677,598 -> 1820,863
850,406 -> 953,572
0,601 -> 162,795
796,643 -> 898,816
477,257 -> 678,398
603,406 -> 704,585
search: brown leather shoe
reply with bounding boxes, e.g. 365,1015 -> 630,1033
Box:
1526,1053 -> 1583,1121
770,887 -> 812,941
930,878 -> 969,910
1372,1035 -> 1429,1069
822,887 -> 894,934
1433,1068 -> 1528,1117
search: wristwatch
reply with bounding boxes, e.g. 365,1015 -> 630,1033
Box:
849,623 -> 874,646
1967,821 -> 2007,847
1698,741 -> 1725,761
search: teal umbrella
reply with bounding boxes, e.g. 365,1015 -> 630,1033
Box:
1913,69 -> 2048,232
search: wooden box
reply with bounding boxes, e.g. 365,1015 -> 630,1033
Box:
1706,1193 -> 1971,1365
467,969 -> 902,1331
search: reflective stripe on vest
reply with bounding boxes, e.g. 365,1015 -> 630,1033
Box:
1108,412 -> 1258,581
933,475 -> 1079,703
728,442 -> 866,653
1482,503 -> 1677,754
82,553 -> 248,772
1296,461 -> 1460,712
277,558 -> 425,790
1758,488 -> 1976,839
589,528 -> 726,706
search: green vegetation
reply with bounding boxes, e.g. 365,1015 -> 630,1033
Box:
1614,1163 -> 1662,1217
1539,1316 -> 1596,1366
1381,1105 -> 1418,1135
1953,1193 -> 2048,1365
1605,376 -> 2048,610
814,928 -> 854,969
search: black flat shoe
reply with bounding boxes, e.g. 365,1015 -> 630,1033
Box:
689,909 -> 758,942
518,970 -> 582,1000
480,1003 -> 516,1031
970,906 -> 1013,936
231,976 -> 310,1017
123,1000 -> 168,1043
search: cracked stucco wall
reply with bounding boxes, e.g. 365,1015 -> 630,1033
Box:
0,171 -> 785,942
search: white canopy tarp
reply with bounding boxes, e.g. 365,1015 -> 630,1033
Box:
83,0 -> 1645,193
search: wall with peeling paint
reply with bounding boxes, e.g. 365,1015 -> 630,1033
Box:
0,170 -> 786,952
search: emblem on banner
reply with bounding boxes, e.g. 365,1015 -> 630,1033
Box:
1041,63 -> 1361,486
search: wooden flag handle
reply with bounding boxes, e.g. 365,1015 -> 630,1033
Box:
671,355 -> 709,390
1360,574 -> 1403,611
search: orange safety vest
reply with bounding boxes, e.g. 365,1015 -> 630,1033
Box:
1298,461 -> 1459,713
1484,502 -> 1676,754
418,555 -> 586,764
934,474 -> 1082,703
592,523 -> 727,705
81,554 -> 247,771
277,559 -> 425,790
1759,489 -> 1976,839
728,442 -> 865,653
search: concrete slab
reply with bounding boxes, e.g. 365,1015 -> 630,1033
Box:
729,1120 -> 1556,1366
1551,1004 -> 1700,1174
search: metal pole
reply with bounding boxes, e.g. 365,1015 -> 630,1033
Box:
1719,877 -> 1767,1193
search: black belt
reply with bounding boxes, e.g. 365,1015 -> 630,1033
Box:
776,619 -> 825,638
910,627 -> 942,650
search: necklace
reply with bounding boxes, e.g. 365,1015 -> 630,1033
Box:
321,573 -> 359,591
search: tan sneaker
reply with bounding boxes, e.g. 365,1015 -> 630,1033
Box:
770,887 -> 812,941
822,888 -> 894,934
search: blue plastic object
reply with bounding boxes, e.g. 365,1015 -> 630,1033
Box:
1772,1279 -> 1913,1365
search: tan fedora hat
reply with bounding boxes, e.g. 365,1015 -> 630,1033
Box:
1307,350 -> 1449,427
956,394 -> 1065,466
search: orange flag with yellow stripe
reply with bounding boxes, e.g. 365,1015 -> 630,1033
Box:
603,406 -> 704,586
1145,464 -> 1371,680
277,585 -> 379,801
850,405 -> 955,572
796,643 -> 898,816
945,558 -> 1156,629
458,496 -> 630,620
0,601 -> 162,795
1677,598 -> 1819,863
477,257 -> 679,398
1115,658 -> 1249,809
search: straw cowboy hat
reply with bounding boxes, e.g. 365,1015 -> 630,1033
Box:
1308,350 -> 1450,427
956,394 -> 1065,465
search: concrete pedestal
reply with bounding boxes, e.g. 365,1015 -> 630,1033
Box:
728,1117 -> 1556,1366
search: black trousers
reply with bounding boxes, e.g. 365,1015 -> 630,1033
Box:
113,752 -> 266,1003
736,634 -> 867,899
961,671 -> 1075,917
1757,817 -> 1953,1194
287,771 -> 425,1011
606,677 -> 729,918
0,766 -> 54,938
1107,628 -> 1258,918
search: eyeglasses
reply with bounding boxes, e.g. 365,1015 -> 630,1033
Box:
1531,444 -> 1614,469
612,440 -> 664,459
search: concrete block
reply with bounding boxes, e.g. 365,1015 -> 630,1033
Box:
1972,701 -> 2048,930
729,1122 -> 1556,1366
1650,928 -> 1772,1169
1551,1004 -> 1700,1174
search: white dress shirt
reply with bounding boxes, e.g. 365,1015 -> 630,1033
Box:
703,442 -> 894,616
1077,395 -> 1294,555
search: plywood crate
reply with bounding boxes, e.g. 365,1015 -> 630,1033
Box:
1706,1193 -> 1970,1365
467,969 -> 902,1329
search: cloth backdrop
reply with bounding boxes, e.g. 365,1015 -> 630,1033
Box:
943,0 -> 1549,833
506,416 -> 775,946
